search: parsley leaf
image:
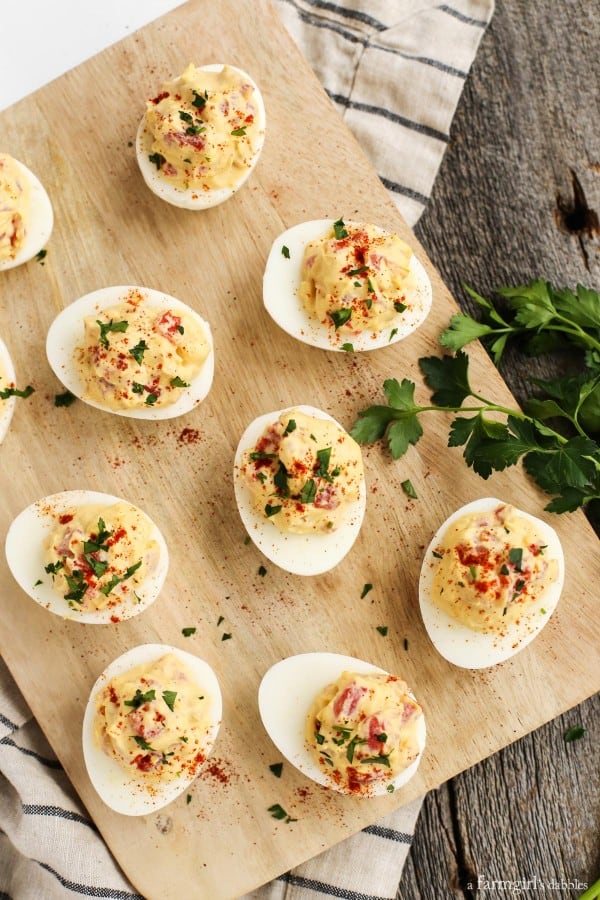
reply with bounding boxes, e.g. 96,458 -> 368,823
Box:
333,218 -> 348,240
329,308 -> 352,330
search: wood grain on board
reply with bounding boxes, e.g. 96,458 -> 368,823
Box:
0,1 -> 597,897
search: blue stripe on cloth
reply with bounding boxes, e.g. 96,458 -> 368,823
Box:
36,861 -> 144,900
295,0 -> 387,31
362,822 -> 413,844
280,0 -> 471,78
277,871 -> 390,900
326,90 -> 449,143
0,735 -> 63,770
22,804 -> 97,832
439,3 -> 489,27
379,176 -> 429,207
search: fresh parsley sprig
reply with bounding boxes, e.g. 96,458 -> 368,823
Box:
349,351 -> 600,514
439,280 -> 600,368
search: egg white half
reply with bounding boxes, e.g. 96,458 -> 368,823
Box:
0,157 -> 53,271
136,64 -> 266,210
0,336 -> 17,443
258,652 -> 426,797
5,489 -> 169,624
233,405 -> 366,576
46,285 -> 214,420
263,219 -> 432,352
419,497 -> 565,669
82,643 -> 222,816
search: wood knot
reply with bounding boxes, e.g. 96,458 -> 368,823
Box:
554,168 -> 599,269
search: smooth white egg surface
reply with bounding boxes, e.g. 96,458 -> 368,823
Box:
263,219 -> 432,352
233,405 -> 366,576
82,643 -> 222,816
259,652 -> 426,797
0,155 -> 53,271
5,490 -> 169,624
46,285 -> 214,420
0,335 -> 17,442
136,63 -> 266,210
419,497 -> 565,669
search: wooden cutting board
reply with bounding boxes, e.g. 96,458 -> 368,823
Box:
1,1 -> 597,896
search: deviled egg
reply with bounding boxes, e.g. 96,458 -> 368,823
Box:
259,652 -> 425,797
5,490 -> 168,623
83,643 -> 222,815
233,405 -> 366,575
46,285 -> 214,419
0,151 -> 53,270
419,497 -> 565,668
136,63 -> 266,209
263,219 -> 432,352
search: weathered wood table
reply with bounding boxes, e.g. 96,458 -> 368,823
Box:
401,1 -> 600,896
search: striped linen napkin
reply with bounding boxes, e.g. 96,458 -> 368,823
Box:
0,1 -> 494,897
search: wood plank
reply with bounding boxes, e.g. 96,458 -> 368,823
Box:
401,0 -> 600,894
0,1 -> 598,897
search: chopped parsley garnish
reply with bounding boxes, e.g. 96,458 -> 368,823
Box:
401,479 -> 418,499
508,547 -> 523,570
182,627 -> 196,637
250,451 -> 276,461
130,340 -> 148,365
231,126 -> 247,136
0,384 -> 34,400
315,447 -> 332,476
64,571 -> 87,604
333,218 -> 348,240
149,152 -> 166,170
97,319 -> 128,349
281,245 -> 290,259
300,479 -> 316,504
269,762 -> 283,778
132,382 -> 144,394
268,803 -> 297,823
170,376 -> 190,388
328,308 -> 352,330
348,265 -> 368,277
145,393 -> 158,406
341,342 -> 355,352
132,735 -> 154,751
124,689 -> 156,708
179,110 -> 193,123
394,301 -> 407,313
564,725 -> 585,743
389,327 -> 399,341
221,632 -> 232,641
99,559 -> 142,595
83,518 -> 111,554
85,555 -> 108,578
217,615 -> 224,626
367,277 -> 375,293
44,561 -> 64,575
35,248 -> 47,262
162,690 -> 177,712
376,625 -> 388,636
469,565 -> 477,580
192,89 -> 208,110
283,418 -> 296,435
432,550 -> 443,559
361,754 -> 391,767
360,583 -> 373,599
387,784 -> 395,793
500,563 -> 510,575
186,794 -> 192,804
265,503 -> 282,517
274,461 -> 290,496
258,565 -> 267,577
346,735 -> 366,764
54,391 -> 76,407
